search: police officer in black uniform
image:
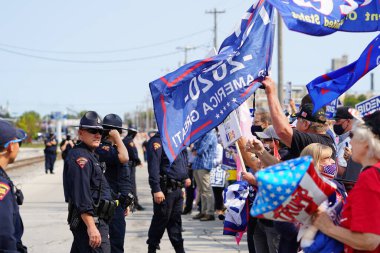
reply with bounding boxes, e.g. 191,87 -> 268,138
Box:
0,120 -> 27,253
63,111 -> 116,253
122,127 -> 145,211
146,132 -> 191,253
96,114 -> 134,253
44,131 -> 57,174
60,134 -> 75,161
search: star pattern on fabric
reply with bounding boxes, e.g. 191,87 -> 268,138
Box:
251,156 -> 314,218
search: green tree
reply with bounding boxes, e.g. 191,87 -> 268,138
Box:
78,110 -> 88,118
357,94 -> 367,103
344,94 -> 367,107
16,111 -> 41,142
343,95 -> 360,107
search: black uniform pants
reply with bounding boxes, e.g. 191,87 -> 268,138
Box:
70,219 -> 110,253
45,153 -> 56,173
147,188 -> 184,252
109,205 -> 126,253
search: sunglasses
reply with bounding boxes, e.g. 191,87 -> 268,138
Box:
83,128 -> 103,135
3,138 -> 23,148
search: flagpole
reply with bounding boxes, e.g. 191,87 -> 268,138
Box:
235,142 -> 247,181
277,11 -> 284,106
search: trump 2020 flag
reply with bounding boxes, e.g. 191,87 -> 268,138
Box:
307,33 -> 380,113
267,0 -> 380,36
223,181 -> 250,243
251,156 -> 336,224
149,0 -> 275,162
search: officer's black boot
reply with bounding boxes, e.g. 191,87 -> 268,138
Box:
148,245 -> 157,253
173,244 -> 185,253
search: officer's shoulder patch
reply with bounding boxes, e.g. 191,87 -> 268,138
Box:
129,142 -> 135,147
76,157 -> 89,169
101,145 -> 110,152
0,182 -> 10,201
153,142 -> 161,150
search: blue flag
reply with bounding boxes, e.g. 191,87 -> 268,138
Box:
307,33 -> 380,113
223,181 -> 250,237
149,0 -> 275,162
267,0 -> 380,36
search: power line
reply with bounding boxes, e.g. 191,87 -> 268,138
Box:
0,29 -> 210,55
0,47 -> 181,64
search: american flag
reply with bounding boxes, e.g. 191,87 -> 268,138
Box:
251,156 -> 336,224
321,164 -> 337,180
223,181 -> 250,237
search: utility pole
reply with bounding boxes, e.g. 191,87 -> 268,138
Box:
206,8 -> 225,49
176,46 -> 197,65
145,95 -> 150,131
277,12 -> 284,105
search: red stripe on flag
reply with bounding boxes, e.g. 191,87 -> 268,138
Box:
224,227 -> 243,233
161,58 -> 213,88
321,88 -> 330,95
160,95 -> 176,159
361,45 -> 373,78
240,80 -> 259,98
180,120 -> 213,148
247,0 -> 265,26
307,162 -> 335,197
322,74 -> 331,81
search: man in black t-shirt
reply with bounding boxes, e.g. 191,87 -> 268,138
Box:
254,77 -> 335,162
258,77 -> 336,253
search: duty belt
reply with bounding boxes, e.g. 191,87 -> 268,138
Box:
94,199 -> 118,222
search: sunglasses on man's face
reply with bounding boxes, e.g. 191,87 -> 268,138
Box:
3,138 -> 23,148
84,128 -> 103,135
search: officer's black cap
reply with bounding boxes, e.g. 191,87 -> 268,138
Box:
0,120 -> 27,147
102,114 -> 128,131
79,111 -> 103,129
128,126 -> 138,133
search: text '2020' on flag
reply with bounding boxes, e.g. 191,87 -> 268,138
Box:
267,0 -> 380,36
251,156 -> 336,224
149,0 -> 276,162
307,33 -> 380,113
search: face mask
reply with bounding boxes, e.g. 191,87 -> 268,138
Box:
321,164 -> 337,180
333,124 -> 346,136
251,125 -> 263,135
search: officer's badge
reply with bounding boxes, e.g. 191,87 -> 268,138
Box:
0,182 -> 10,201
102,145 -> 110,152
153,142 -> 161,150
76,157 -> 89,169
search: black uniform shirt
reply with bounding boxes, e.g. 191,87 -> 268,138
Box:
63,142 -> 112,215
123,136 -> 141,166
147,133 -> 188,193
96,142 -> 132,198
0,167 -> 23,251
44,137 -> 57,154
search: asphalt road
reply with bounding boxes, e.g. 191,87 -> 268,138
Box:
8,159 -> 249,253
